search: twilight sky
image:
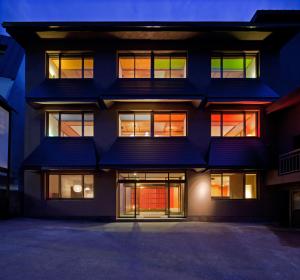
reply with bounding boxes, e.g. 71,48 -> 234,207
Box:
1,0 -> 300,35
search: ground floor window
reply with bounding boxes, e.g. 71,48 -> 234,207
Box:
210,172 -> 257,199
46,173 -> 94,199
117,172 -> 185,218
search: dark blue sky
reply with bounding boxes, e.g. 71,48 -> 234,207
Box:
1,0 -> 300,35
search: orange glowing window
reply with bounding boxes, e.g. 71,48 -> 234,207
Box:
154,113 -> 186,137
119,113 -> 151,137
48,54 -> 93,79
211,173 -> 257,199
211,111 -> 258,137
118,54 -> 151,78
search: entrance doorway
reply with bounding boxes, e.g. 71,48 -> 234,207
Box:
117,172 -> 185,219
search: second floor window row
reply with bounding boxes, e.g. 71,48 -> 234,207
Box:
118,51 -> 187,79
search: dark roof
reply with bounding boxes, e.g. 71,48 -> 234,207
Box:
23,138 -> 98,170
208,138 -> 267,169
251,10 -> 300,24
0,35 -> 24,80
101,79 -> 203,100
99,138 -> 206,169
205,80 -> 279,103
266,87 -> 300,114
27,79 -> 100,103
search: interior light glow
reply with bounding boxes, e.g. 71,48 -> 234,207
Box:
73,184 -> 82,193
245,184 -> 252,198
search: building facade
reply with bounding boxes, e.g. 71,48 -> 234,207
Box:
3,10 -> 300,223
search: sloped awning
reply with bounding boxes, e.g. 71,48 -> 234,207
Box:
208,138 -> 268,169
100,79 -> 203,108
23,138 -> 98,170
99,138 -> 206,169
205,80 -> 279,104
26,79 -> 100,105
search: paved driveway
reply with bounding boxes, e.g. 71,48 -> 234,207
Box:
0,219 -> 299,280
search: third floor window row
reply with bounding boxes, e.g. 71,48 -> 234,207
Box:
46,51 -> 259,79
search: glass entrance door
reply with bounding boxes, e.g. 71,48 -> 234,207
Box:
136,183 -> 168,218
169,183 -> 185,217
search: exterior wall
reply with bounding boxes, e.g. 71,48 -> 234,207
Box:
24,170 -> 116,219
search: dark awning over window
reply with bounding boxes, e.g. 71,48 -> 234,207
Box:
99,138 -> 206,169
23,138 -> 98,170
208,138 -> 268,169
205,80 -> 279,103
26,79 -> 100,104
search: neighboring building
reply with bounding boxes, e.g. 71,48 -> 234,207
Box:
2,10 -> 300,223
0,35 -> 24,217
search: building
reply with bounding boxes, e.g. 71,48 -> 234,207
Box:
2,10 -> 300,223
0,35 -> 24,217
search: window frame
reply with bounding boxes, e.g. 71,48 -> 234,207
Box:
211,110 -> 260,138
210,172 -> 258,200
211,52 -> 259,79
118,111 -> 188,138
46,53 -> 94,79
118,51 -> 187,79
45,172 -> 95,200
45,111 -> 94,137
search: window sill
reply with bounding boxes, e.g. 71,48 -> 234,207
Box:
46,198 -> 95,201
211,197 -> 258,201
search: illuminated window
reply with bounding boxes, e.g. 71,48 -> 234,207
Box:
47,174 -> 94,199
119,112 -> 186,137
119,113 -> 151,137
211,173 -> 257,199
154,113 -> 186,137
211,53 -> 258,78
47,54 -> 93,79
211,111 -> 259,137
118,51 -> 187,78
46,112 -> 94,137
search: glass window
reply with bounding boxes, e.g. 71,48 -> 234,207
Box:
118,55 -> 151,78
211,111 -> 258,137
245,174 -> 257,199
135,56 -> 151,78
171,113 -> 186,136
211,113 -> 221,137
211,174 -> 222,197
134,114 -> 151,137
61,114 -> 82,137
223,57 -> 244,78
61,57 -> 82,78
211,57 -> 221,78
47,174 -> 94,199
222,113 -> 244,137
48,56 -> 59,79
0,106 -> 9,169
47,54 -> 93,79
211,173 -> 257,199
84,113 -> 94,137
211,53 -> 258,79
84,58 -> 94,78
154,114 -> 170,137
48,113 -> 59,136
246,55 -> 257,78
119,114 -> 134,136
47,112 -> 94,137
119,52 -> 187,78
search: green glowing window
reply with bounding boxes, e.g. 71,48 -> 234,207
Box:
211,53 -> 258,78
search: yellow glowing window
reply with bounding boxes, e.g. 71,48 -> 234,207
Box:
118,55 -> 151,78
47,54 -> 93,79
211,173 -> 257,199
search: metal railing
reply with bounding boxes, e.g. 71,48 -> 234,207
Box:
279,148 -> 300,175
